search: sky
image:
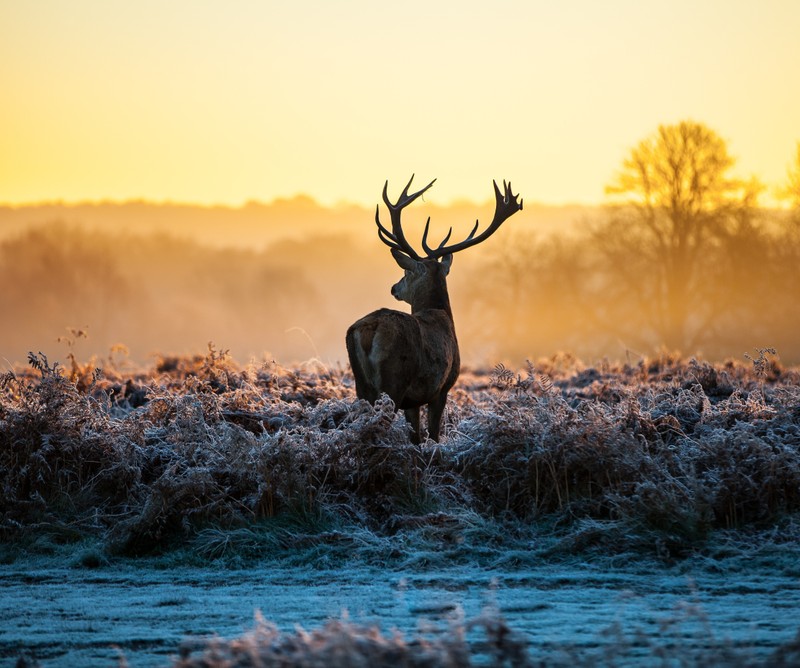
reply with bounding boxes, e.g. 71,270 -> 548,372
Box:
1,0 -> 798,208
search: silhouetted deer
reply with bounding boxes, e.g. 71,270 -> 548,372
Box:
346,176 -> 523,443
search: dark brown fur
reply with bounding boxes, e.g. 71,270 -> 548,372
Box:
346,255 -> 459,443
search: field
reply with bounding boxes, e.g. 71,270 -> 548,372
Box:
2,348 -> 800,666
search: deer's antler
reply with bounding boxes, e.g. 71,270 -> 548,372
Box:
375,174 -> 436,260
421,180 -> 523,258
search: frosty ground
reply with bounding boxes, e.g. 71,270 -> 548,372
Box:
3,552 -> 800,667
1,350 -> 799,665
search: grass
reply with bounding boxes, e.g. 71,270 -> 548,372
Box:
3,347 -> 800,666
172,606 -> 800,667
172,611 -> 531,667
1,347 -> 799,565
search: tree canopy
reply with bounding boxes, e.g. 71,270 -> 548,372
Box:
593,120 -> 763,352
783,141 -> 800,210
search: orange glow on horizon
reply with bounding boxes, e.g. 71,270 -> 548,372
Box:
1,1 -> 799,208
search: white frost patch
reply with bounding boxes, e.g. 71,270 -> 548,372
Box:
2,561 -> 799,666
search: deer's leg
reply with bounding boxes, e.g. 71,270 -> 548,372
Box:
426,394 -> 448,443
404,408 -> 421,444
346,325 -> 380,402
349,365 -> 373,402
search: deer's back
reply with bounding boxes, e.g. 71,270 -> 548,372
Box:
346,307 -> 459,406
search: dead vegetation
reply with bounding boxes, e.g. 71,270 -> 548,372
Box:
171,608 -> 800,668
1,347 -> 799,562
173,611 -> 532,668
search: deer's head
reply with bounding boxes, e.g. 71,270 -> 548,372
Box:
376,176 -> 523,313
389,248 -> 453,309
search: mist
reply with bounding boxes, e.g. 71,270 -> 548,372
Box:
0,197 -> 798,369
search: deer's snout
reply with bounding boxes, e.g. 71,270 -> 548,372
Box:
391,282 -> 402,300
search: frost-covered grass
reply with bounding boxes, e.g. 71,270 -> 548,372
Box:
172,610 -> 530,668
1,347 -> 799,565
3,348 -> 800,666
172,608 -> 800,668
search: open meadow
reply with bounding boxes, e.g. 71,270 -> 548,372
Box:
2,348 -> 799,665
6,2 -> 800,665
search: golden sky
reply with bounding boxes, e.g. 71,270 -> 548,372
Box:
1,0 -> 798,207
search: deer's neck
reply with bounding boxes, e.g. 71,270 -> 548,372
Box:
411,280 -> 453,319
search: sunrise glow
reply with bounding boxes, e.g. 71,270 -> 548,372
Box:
2,0 -> 798,207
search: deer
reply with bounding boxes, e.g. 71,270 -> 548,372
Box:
346,175 -> 523,443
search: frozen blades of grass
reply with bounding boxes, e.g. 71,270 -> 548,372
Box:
538,518 -> 646,562
170,604 -> 800,668
190,518 -> 397,568
389,510 -> 516,569
185,512 -> 544,570
173,609 -> 529,668
450,356 -> 800,549
4,352 -> 800,562
679,518 -> 800,576
106,423 -> 264,555
192,525 -> 283,562
452,391 -> 647,521
248,398 -> 436,527
185,507 -> 547,569
307,393 -> 404,444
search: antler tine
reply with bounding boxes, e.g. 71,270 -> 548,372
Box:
383,174 -> 436,209
464,219 -> 480,242
375,204 -> 398,244
422,217 -> 453,256
423,179 -> 523,259
375,175 -> 436,260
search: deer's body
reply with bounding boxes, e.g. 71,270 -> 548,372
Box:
347,176 -> 522,443
347,255 -> 460,442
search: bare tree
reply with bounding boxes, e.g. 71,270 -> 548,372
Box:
457,231 -> 594,363
592,120 -> 761,353
781,141 -> 800,210
767,141 -> 800,357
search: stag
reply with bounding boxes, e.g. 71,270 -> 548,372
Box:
346,176 -> 523,443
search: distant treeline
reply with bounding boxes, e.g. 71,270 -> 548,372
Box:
0,211 -> 798,367
0,222 -> 385,365
456,208 -> 800,364
2,121 -> 799,366
458,122 -> 800,365
0,198 -> 586,250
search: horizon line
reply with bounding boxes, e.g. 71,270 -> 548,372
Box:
0,194 -> 605,211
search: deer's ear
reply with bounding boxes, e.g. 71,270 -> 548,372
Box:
391,248 -> 417,271
440,253 -> 453,276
